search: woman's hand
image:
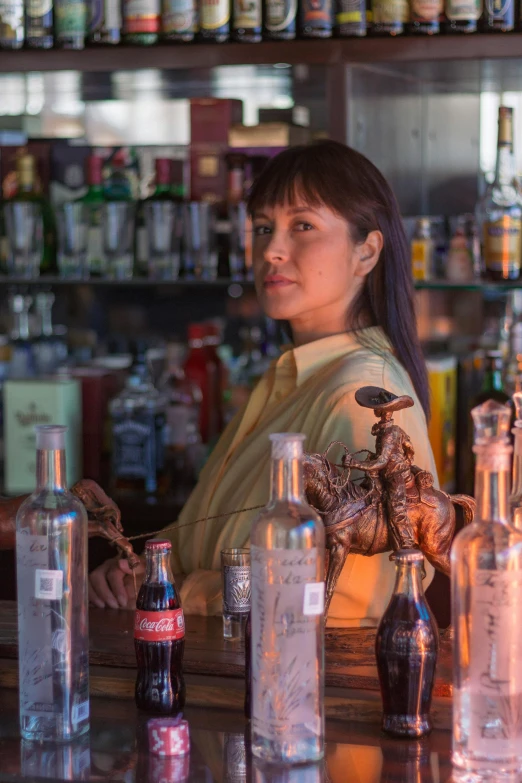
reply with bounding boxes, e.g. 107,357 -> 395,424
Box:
89,555 -> 145,610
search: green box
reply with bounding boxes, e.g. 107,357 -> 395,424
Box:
4,378 -> 82,495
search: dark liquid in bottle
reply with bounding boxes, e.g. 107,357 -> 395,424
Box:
375,593 -> 438,738
135,582 -> 186,714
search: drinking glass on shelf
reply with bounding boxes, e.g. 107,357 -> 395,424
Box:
56,202 -> 89,279
3,202 -> 43,279
102,201 -> 135,280
144,201 -> 182,280
182,202 -> 217,280
221,548 -> 250,641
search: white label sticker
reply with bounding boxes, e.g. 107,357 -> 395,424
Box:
72,700 -> 90,725
35,569 -> 63,600
303,582 -> 325,616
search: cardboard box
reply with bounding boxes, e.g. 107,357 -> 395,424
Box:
228,123 -> 311,148
190,144 -> 227,204
4,378 -> 82,494
190,99 -> 243,145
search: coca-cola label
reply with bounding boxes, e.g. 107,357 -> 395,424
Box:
134,609 -> 185,642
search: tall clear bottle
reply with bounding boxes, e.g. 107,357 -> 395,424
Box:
452,400 -> 522,777
16,425 -> 89,742
510,391 -> 522,529
250,433 -> 325,764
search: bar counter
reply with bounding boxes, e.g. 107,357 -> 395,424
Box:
0,601 -> 454,782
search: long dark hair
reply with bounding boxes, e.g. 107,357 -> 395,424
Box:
247,140 -> 430,420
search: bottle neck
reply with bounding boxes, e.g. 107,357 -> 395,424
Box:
145,550 -> 173,583
494,142 -> 517,188
13,309 -> 30,341
269,456 -> 304,503
393,560 -> 424,601
482,367 -> 504,393
38,307 -> 53,338
36,448 -> 67,492
474,443 -> 512,523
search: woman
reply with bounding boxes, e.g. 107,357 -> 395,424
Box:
89,140 -> 437,628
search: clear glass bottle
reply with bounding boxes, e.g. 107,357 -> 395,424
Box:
110,342 -> 167,494
33,291 -> 67,376
16,424 -> 89,742
250,433 -> 325,764
510,391 -> 522,529
411,217 -> 434,281
375,549 -> 438,738
452,400 -> 522,777
479,106 -> 522,282
9,293 -> 35,379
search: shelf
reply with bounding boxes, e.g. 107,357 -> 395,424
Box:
414,279 -> 522,292
0,276 -> 254,287
1,35 -> 522,73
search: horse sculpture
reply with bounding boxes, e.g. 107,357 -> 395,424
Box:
302,386 -> 475,614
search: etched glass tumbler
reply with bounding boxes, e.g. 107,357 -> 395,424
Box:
221,548 -> 250,641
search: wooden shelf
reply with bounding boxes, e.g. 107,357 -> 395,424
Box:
0,276 -> 254,287
1,35 -> 522,72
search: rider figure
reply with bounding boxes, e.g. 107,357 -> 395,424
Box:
342,387 -> 416,551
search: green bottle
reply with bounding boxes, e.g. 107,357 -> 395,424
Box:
13,154 -> 57,275
79,155 -> 105,277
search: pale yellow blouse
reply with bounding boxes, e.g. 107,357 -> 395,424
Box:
169,327 -> 437,627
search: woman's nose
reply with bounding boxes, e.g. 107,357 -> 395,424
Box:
263,231 -> 289,265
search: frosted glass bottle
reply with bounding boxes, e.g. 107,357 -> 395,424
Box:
16,425 -> 89,742
452,400 -> 522,777
250,433 -> 325,764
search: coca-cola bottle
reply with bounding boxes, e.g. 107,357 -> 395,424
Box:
134,539 -> 186,714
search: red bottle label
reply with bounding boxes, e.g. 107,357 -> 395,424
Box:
134,609 -> 185,642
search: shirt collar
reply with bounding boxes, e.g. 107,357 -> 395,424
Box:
277,327 -> 391,387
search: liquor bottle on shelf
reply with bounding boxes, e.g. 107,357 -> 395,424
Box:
161,0 -> 198,40
481,0 -> 513,29
472,350 -> 510,408
199,0 -> 230,40
88,0 -> 122,43
411,217 -> 434,281
109,341 -> 167,495
299,0 -> 333,37
510,391 -> 522,529
478,106 -> 522,282
122,0 -> 160,44
79,155 -> 106,277
160,342 -> 203,487
375,549 -> 438,738
452,400 -> 522,776
13,154 -> 57,275
16,424 -> 89,742
232,0 -> 262,40
370,0 -> 407,33
54,0 -> 87,48
0,0 -> 24,48
33,291 -> 67,376
250,433 -> 325,764
183,324 -> 219,445
408,0 -> 442,33
443,0 -> 481,32
263,0 -> 297,37
25,0 -> 54,47
334,0 -> 366,36
8,294 -> 35,379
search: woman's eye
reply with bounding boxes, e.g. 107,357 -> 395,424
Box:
295,221 -> 314,232
253,224 -> 271,236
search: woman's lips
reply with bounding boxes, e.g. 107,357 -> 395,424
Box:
263,275 -> 295,289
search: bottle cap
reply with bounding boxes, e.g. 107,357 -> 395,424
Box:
146,539 -> 172,551
395,548 -> 424,563
269,432 -> 306,460
187,324 -> 206,341
35,424 -> 68,451
471,399 -> 511,445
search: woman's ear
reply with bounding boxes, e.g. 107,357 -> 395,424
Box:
353,230 -> 383,278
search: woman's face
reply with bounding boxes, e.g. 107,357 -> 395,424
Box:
252,197 -> 381,345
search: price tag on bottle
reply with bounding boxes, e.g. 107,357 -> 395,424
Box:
35,569 -> 63,601
303,582 -> 325,615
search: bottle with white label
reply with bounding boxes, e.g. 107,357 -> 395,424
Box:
452,400 -> 522,776
16,424 -> 89,742
250,432 -> 325,764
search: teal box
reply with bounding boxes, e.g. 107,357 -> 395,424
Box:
4,378 -> 82,495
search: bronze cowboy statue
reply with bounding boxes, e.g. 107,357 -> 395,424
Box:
302,386 -> 475,614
